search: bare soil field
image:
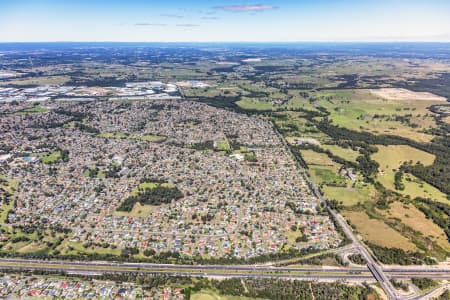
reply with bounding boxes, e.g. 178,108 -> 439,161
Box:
370,88 -> 446,102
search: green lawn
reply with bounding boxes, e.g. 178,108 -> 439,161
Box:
320,144 -> 360,163
41,151 -> 62,164
216,140 -> 231,151
14,106 -> 49,115
0,176 -> 17,224
59,241 -> 121,256
130,134 -> 166,142
372,145 -> 448,203
322,183 -> 377,206
236,97 -> 273,111
98,132 -> 128,139
31,151 -> 62,164
300,150 -> 334,166
312,89 -> 438,143
309,165 -> 346,185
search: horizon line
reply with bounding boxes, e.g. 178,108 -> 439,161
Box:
1,40 -> 450,44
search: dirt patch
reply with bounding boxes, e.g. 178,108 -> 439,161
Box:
370,88 -> 446,102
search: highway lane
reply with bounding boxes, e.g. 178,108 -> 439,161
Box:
0,264 -> 376,281
0,258 -> 449,279
1,258 -> 449,274
0,258 -> 367,272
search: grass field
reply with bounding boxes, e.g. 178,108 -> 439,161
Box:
236,97 -> 273,111
41,151 -> 62,164
273,112 -> 329,140
114,202 -> 156,217
30,151 -> 62,164
373,145 -> 435,169
343,210 -> 417,251
300,150 -> 334,166
313,89 -> 440,143
380,202 -> 450,252
0,176 -> 18,224
372,145 -> 448,203
14,106 -> 49,115
308,165 -> 346,186
0,75 -> 70,86
216,140 -> 231,151
60,241 -> 121,256
98,132 -> 128,139
114,182 -> 173,217
322,184 -> 377,206
320,144 -> 360,163
130,134 -> 166,142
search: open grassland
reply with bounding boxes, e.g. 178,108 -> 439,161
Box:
0,75 -> 70,86
0,176 -> 18,223
273,112 -> 329,140
369,88 -> 446,102
343,210 -> 417,251
132,182 -> 174,196
372,145 -> 448,203
319,144 -> 360,163
373,145 -> 435,168
216,140 -> 231,151
236,97 -> 273,111
323,184 -> 377,207
282,91 -> 319,111
313,89 -> 440,142
300,150 -> 334,166
308,165 -> 346,186
380,202 -> 450,252
60,241 -> 122,257
399,174 -> 448,204
114,202 -> 156,217
31,151 -> 62,164
14,106 -> 49,115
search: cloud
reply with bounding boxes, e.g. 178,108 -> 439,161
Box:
176,24 -> 200,27
214,4 -> 277,12
201,16 -> 220,20
160,14 -> 184,18
134,23 -> 167,26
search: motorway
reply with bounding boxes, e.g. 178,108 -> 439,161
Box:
0,258 -> 449,279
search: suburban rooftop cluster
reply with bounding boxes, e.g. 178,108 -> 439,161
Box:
0,275 -> 184,299
0,98 -> 340,259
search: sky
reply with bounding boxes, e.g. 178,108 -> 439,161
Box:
0,0 -> 450,42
